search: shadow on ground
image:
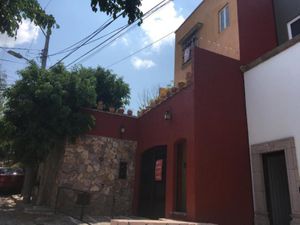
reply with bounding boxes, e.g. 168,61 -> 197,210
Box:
0,193 -> 88,225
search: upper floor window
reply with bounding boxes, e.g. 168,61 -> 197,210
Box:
182,35 -> 197,64
287,15 -> 300,39
219,5 -> 230,32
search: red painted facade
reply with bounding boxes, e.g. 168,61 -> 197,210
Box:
86,48 -> 253,224
85,0 -> 281,224
237,0 -> 278,64
193,48 -> 253,225
86,109 -> 138,141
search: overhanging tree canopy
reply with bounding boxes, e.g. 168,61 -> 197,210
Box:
90,0 -> 142,24
1,63 -> 97,164
0,0 -> 56,37
0,0 -> 143,37
0,63 -> 130,202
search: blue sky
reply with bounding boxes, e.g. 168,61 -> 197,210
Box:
0,0 -> 200,114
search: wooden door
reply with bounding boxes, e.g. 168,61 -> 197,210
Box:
138,146 -> 167,218
263,151 -> 292,225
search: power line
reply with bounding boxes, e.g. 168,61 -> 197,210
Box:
47,24 -> 127,57
74,0 -> 172,65
65,21 -> 134,67
0,46 -> 40,52
106,31 -> 174,68
63,0 -> 171,68
0,58 -> 26,64
50,0 -> 168,59
44,0 -> 54,9
50,15 -> 122,68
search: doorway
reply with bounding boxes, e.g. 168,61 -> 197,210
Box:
263,151 -> 292,225
138,146 -> 167,219
175,140 -> 187,212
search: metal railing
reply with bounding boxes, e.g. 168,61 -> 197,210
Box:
54,186 -> 91,220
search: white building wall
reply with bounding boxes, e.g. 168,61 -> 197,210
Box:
244,42 -> 300,171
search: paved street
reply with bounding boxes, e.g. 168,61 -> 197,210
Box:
0,194 -> 91,225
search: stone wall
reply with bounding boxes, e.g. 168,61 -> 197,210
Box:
55,135 -> 137,216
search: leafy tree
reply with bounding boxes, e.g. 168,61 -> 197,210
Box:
0,0 -> 143,38
91,0 -> 143,24
0,63 -> 96,202
0,67 -> 7,112
74,66 -> 130,110
0,63 -> 130,202
0,0 -> 56,37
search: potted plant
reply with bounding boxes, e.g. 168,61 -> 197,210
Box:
117,108 -> 124,114
97,101 -> 104,110
127,109 -> 133,116
178,81 -> 186,89
109,106 -> 115,113
166,88 -> 172,97
149,100 -> 155,107
154,98 -> 160,105
186,72 -> 193,84
171,86 -> 178,93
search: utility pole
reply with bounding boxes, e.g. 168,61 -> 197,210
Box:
41,28 -> 51,69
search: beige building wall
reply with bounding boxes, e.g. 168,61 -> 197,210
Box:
174,0 -> 240,84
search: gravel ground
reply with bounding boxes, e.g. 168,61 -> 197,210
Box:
0,194 -> 89,225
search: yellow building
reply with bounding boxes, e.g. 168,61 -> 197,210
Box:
174,0 -> 240,84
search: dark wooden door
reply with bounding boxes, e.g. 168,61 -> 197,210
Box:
263,151 -> 292,225
138,146 -> 167,219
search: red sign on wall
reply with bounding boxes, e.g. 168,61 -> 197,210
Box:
155,159 -> 163,181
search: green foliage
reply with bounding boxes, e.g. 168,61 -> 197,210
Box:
0,63 -> 131,166
73,66 -> 130,110
0,0 -> 57,37
90,0 -> 143,25
0,67 -> 7,114
0,63 -> 96,165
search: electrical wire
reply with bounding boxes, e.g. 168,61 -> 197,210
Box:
44,0 -> 54,9
106,31 -> 174,68
63,0 -> 171,68
49,15 -> 122,68
0,58 -> 26,64
49,0 -> 168,59
47,24 -> 127,57
0,46 -> 40,52
73,0 -> 172,65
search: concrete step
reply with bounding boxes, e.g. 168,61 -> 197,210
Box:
111,219 -> 217,225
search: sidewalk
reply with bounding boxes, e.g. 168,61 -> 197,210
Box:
0,194 -> 88,225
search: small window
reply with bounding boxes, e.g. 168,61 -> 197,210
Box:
119,161 -> 127,179
287,15 -> 300,39
219,5 -> 230,32
182,35 -> 197,64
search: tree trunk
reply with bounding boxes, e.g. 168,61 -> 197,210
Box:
36,144 -> 65,207
22,165 -> 37,203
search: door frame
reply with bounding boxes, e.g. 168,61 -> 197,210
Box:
138,146 -> 167,219
251,137 -> 300,225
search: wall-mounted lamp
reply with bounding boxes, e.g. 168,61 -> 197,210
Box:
164,110 -> 172,120
120,126 -> 126,134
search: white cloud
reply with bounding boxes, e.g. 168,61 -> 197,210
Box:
0,20 -> 39,47
121,37 -> 129,46
131,56 -> 155,70
140,0 -> 184,50
110,36 -> 130,47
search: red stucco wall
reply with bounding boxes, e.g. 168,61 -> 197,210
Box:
86,109 -> 138,141
86,48 -> 253,225
134,85 -> 197,221
237,0 -> 278,64
193,48 -> 253,225
72,1 -> 281,224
